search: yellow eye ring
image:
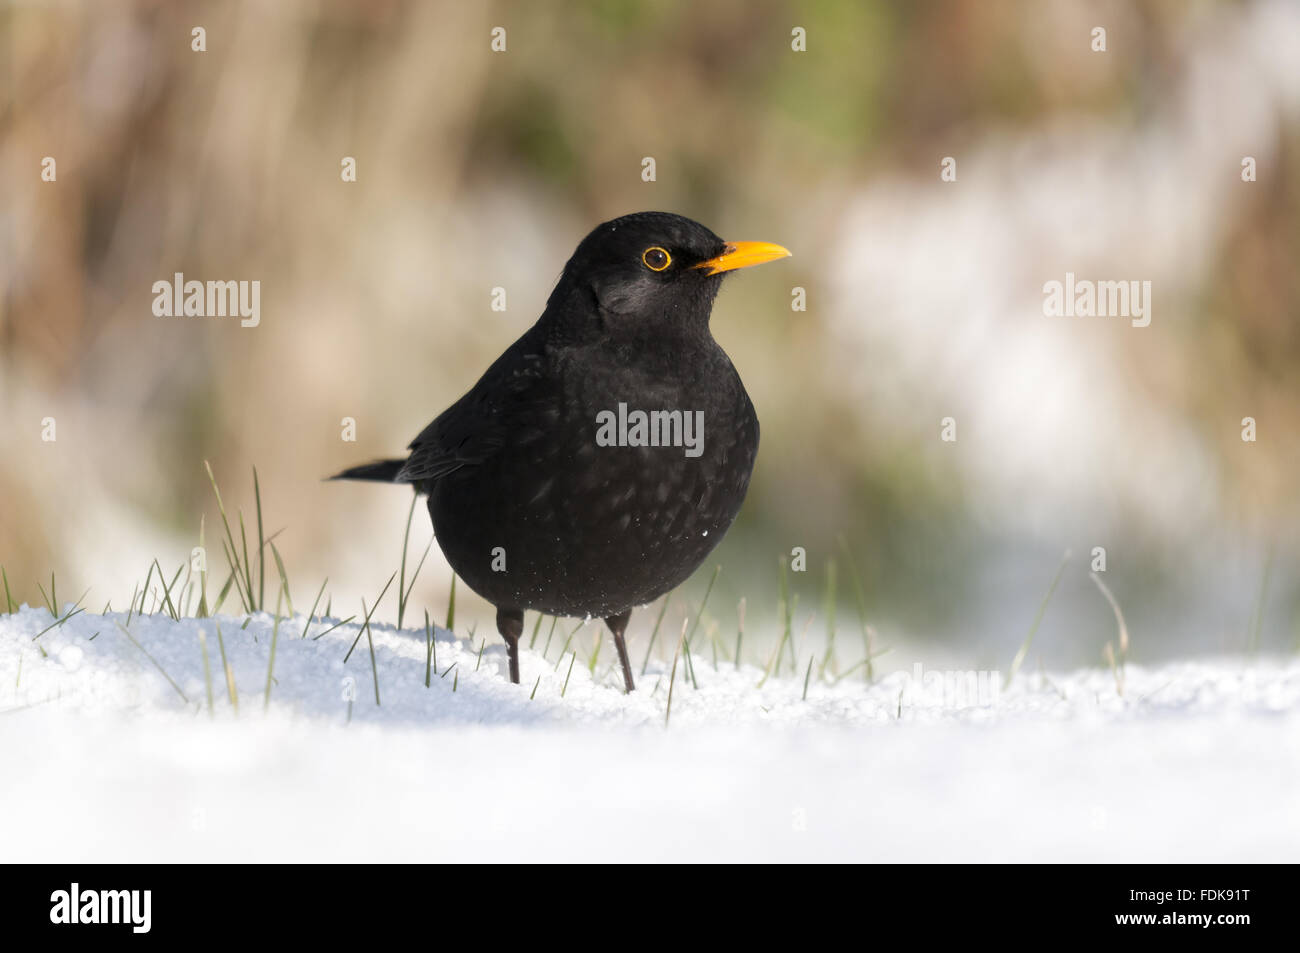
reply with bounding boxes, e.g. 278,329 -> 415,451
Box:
642,246 -> 671,271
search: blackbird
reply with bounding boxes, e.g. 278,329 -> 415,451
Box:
332,211 -> 789,692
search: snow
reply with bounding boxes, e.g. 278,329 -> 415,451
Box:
1,605 -> 1297,862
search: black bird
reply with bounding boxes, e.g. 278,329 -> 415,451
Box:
332,211 -> 789,692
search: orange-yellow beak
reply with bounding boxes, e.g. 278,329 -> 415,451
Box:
693,240 -> 792,276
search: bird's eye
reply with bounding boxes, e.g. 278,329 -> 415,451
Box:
642,246 -> 671,271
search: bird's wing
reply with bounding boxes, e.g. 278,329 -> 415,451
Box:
396,336 -> 555,485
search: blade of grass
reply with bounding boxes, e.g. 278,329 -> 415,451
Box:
1246,542 -> 1274,655
541,615 -> 558,659
205,461 -> 252,613
1089,571 -> 1130,661
197,515 -> 209,618
734,597 -> 745,670
301,578 -> 328,639
198,628 -> 214,717
1004,549 -> 1071,690
125,580 -> 139,627
36,579 -> 55,615
396,496 -> 433,631
681,566 -> 720,689
269,541 -> 294,616
665,619 -> 689,727
263,585 -> 284,712
778,559 -> 793,672
424,609 -> 435,687
41,585 -> 92,639
445,572 -> 457,632
681,628 -> 697,689
639,596 -> 671,675
212,571 -> 235,616
830,647 -> 893,685
237,512 -> 255,612
114,621 -> 188,703
253,467 -> 266,612
397,495 -> 416,630
561,652 -> 577,697
152,559 -> 180,620
553,619 -> 586,671
343,572 -> 397,663
838,535 -> 876,682
310,614 -> 357,641
820,557 -> 838,677
32,607 -> 84,640
399,539 -> 433,632
361,598 -> 381,706
219,539 -> 251,614
1103,641 -> 1123,697
216,622 -> 238,713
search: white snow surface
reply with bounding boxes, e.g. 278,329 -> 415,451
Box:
1,605 -> 1297,862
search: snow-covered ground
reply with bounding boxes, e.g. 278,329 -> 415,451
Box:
1,605 -> 1297,862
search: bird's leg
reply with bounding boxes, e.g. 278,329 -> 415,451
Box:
496,606 -> 524,684
605,609 -> 635,693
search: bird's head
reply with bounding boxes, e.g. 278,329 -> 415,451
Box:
544,211 -> 790,340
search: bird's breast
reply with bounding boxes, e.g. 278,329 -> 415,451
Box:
431,348 -> 759,616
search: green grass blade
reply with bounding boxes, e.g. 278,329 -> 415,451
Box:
253,467 -> 265,612
1004,549 -> 1071,690
838,535 -> 875,682
734,597 -> 745,671
344,572 -> 397,664
205,461 -> 252,613
561,652 -> 576,697
215,622 -> 238,713
198,628 -> 214,717
114,621 -> 188,703
301,577 -> 328,639
152,559 -> 180,621
269,541 -> 293,616
310,614 -> 356,641
238,512 -> 254,612
197,514 -> 209,618
263,585 -> 284,712
665,619 -> 688,727
424,610 -> 435,687
639,596 -> 671,675
445,572 -> 457,632
212,571 -> 236,616
32,607 -> 84,640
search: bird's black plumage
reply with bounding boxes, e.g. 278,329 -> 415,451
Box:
332,211 -> 788,691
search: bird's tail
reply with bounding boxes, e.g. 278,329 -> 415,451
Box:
328,458 -> 407,483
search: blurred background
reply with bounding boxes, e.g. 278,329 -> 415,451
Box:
2,0 -> 1298,675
